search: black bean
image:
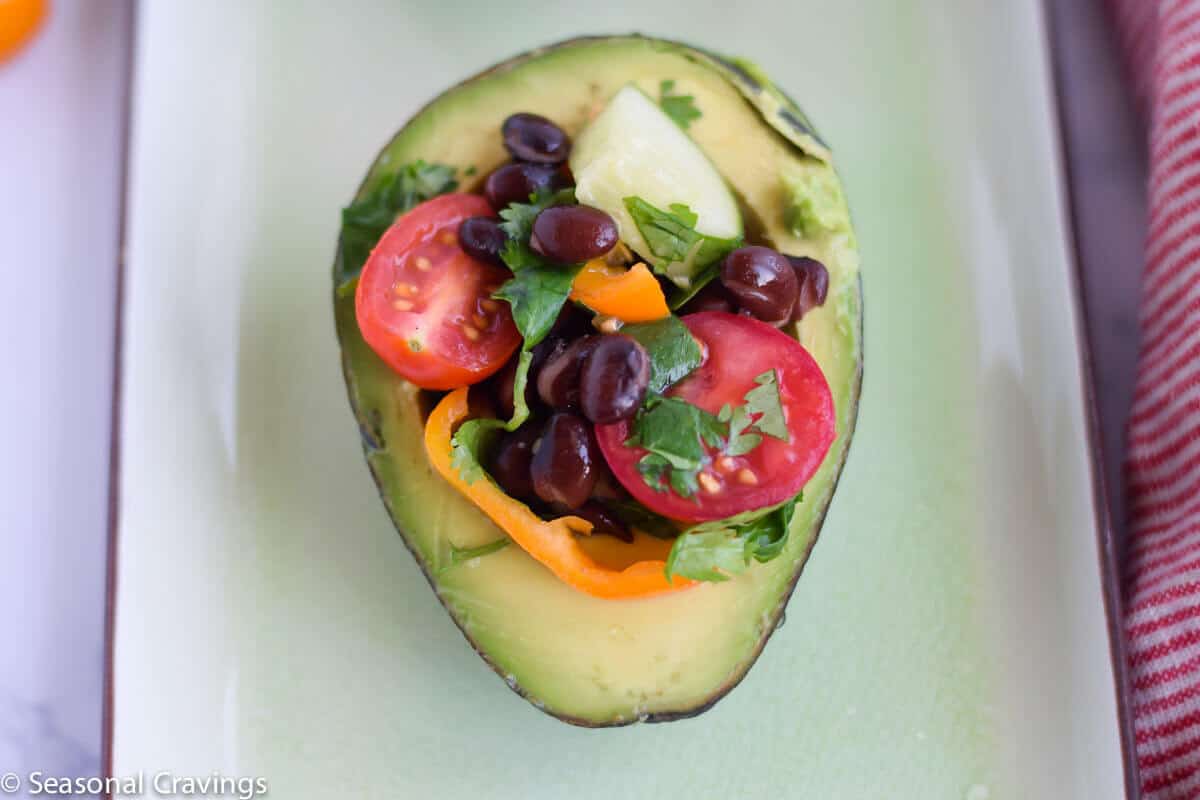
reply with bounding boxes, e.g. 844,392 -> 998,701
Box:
788,256 -> 830,322
530,205 -> 618,264
572,501 -> 633,543
458,217 -> 507,266
502,112 -> 571,165
483,163 -> 565,211
580,335 -> 650,424
680,282 -> 735,315
536,335 -> 599,410
489,425 -> 540,499
720,246 -> 800,324
531,413 -> 598,509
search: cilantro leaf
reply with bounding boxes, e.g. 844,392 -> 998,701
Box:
335,160 -> 458,295
744,496 -> 799,563
743,370 -> 789,441
449,537 -> 509,564
659,80 -> 702,130
626,395 -> 726,497
664,528 -> 746,582
450,417 -> 502,484
506,349 -> 534,429
437,536 -> 510,575
623,196 -> 741,288
668,468 -> 700,498
635,453 -> 672,493
718,369 -> 788,456
494,265 -> 582,347
627,396 -> 725,471
719,403 -> 762,456
664,496 -> 801,582
621,316 -> 703,393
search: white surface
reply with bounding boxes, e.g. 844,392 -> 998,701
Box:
111,1 -> 1127,797
0,0 -> 129,786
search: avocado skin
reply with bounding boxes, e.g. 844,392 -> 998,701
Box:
334,35 -> 862,727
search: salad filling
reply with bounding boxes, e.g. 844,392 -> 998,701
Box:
351,82 -> 834,597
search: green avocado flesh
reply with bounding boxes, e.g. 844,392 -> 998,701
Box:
333,36 -> 862,726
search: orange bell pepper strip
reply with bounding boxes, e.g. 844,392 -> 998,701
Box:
424,388 -> 693,599
570,260 -> 670,323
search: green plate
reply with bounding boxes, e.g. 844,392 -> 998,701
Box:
109,1 -> 1128,797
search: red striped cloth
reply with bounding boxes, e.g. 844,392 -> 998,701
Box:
1112,0 -> 1200,796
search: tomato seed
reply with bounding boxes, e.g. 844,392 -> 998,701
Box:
736,468 -> 758,486
716,456 -> 737,474
463,325 -> 481,341
473,313 -> 488,329
392,299 -> 414,311
440,232 -> 457,246
415,256 -> 433,271
480,298 -> 500,312
698,472 -> 721,494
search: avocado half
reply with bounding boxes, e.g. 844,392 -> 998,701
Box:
334,36 -> 862,726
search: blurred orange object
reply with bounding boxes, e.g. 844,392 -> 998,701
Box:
0,0 -> 47,64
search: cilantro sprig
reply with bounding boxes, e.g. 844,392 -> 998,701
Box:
335,160 -> 458,295
623,196 -> 741,289
625,370 -> 790,499
659,79 -> 702,130
719,370 -> 789,455
664,497 -> 800,582
445,537 -> 509,569
741,370 -> 789,440
626,396 -> 727,498
494,188 -> 582,348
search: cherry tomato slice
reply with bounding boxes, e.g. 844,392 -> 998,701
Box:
356,194 -> 520,390
595,311 -> 835,522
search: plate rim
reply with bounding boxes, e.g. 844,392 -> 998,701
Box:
100,0 -> 137,792
1041,0 -> 1140,795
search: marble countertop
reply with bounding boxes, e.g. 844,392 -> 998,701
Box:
0,0 -> 1148,787
0,0 -> 130,786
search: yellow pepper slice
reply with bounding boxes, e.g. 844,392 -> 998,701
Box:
424,388 -> 693,599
